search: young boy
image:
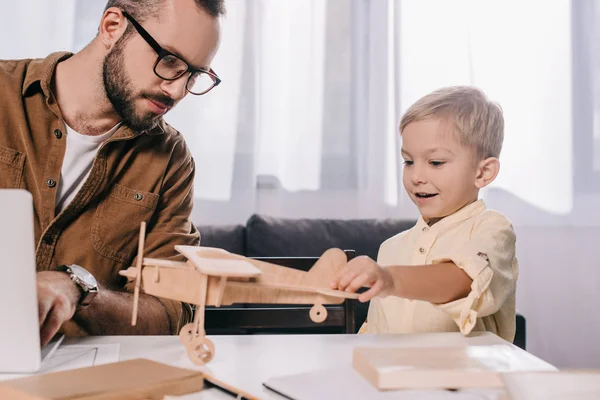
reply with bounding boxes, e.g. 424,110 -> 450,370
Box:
331,86 -> 518,342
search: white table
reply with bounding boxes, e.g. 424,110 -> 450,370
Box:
1,332 -> 556,399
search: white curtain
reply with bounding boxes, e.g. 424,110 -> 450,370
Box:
170,0 -> 331,223
353,0 -> 405,215
2,0 -> 599,369
255,0 -> 327,191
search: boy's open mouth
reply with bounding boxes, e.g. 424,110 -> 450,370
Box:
415,193 -> 438,199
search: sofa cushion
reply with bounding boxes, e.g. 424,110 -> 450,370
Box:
245,214 -> 415,260
197,224 -> 246,255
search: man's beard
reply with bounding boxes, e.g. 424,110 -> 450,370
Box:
102,36 -> 174,132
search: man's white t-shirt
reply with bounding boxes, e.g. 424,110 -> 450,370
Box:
55,123 -> 120,214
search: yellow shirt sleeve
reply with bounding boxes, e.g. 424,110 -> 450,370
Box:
431,211 -> 518,336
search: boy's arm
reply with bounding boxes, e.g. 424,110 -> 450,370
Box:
384,262 -> 472,304
431,212 -> 517,334
333,257 -> 471,303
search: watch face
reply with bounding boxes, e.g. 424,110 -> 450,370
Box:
69,265 -> 97,287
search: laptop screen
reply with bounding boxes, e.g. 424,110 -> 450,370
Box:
0,189 -> 44,373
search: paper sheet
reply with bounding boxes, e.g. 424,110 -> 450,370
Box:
264,366 -> 506,400
39,343 -> 120,373
0,343 -> 120,381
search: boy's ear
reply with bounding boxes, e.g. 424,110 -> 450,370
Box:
475,157 -> 500,189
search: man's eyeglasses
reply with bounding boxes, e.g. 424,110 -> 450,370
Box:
122,11 -> 221,96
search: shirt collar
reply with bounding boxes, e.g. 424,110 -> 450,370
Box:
415,199 -> 487,233
22,51 -> 73,97
109,120 -> 166,141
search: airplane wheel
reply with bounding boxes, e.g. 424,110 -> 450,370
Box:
187,337 -> 215,365
310,304 -> 327,323
179,323 -> 196,345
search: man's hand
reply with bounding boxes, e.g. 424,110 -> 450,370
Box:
330,256 -> 395,302
37,271 -> 80,346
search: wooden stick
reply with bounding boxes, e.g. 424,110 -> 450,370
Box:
154,266 -> 160,283
132,222 -> 146,326
204,373 -> 260,400
143,258 -> 191,269
215,276 -> 227,307
193,273 -> 209,337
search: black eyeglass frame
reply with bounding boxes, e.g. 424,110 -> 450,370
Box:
121,10 -> 221,95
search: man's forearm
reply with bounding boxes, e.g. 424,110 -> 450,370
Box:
72,285 -> 171,335
388,262 -> 472,304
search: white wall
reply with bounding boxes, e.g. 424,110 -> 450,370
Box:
516,226 -> 600,368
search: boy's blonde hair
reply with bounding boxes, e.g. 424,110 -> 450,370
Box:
400,86 -> 504,159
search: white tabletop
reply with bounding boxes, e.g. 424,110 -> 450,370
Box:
26,332 -> 554,399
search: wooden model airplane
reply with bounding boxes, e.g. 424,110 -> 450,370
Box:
119,222 -> 359,366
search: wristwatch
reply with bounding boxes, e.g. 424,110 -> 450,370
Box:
57,264 -> 99,307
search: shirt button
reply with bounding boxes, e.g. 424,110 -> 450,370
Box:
422,226 -> 429,232
134,193 -> 144,201
46,178 -> 57,188
419,247 -> 426,254
53,129 -> 63,139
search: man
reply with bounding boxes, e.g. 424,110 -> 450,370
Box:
0,0 -> 223,345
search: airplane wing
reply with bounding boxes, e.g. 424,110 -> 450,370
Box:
175,245 -> 262,278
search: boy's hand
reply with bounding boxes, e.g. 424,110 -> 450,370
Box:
330,256 -> 395,302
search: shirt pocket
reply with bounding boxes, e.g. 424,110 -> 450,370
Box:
92,183 -> 159,263
0,145 -> 26,189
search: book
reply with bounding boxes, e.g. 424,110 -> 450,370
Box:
0,358 -> 206,400
353,345 -> 527,390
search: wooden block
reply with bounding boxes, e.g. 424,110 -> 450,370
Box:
353,346 -> 519,390
0,359 -> 205,400
502,371 -> 600,400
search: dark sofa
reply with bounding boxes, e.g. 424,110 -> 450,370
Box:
198,214 -> 414,260
198,215 -> 526,349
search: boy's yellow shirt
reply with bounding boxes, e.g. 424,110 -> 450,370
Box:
362,200 -> 518,342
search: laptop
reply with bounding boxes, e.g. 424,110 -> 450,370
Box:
0,189 -> 63,373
